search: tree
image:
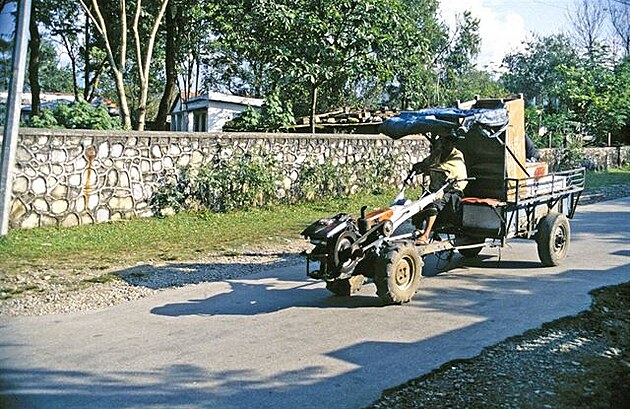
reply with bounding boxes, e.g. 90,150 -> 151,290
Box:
436,10 -> 482,105
36,39 -> 73,93
214,0 -> 405,133
38,0 -> 83,100
568,0 -> 608,54
558,50 -> 630,145
78,0 -> 169,130
608,0 -> 630,57
380,0 -> 448,109
501,35 -> 579,109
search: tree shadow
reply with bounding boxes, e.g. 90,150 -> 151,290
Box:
2,199 -> 627,408
113,252 -> 305,290
3,261 -> 628,409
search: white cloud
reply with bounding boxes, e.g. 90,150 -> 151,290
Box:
439,0 -> 529,71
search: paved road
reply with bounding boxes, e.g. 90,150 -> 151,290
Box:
1,198 -> 629,409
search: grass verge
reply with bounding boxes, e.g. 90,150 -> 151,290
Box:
0,189 -> 403,275
585,165 -> 630,190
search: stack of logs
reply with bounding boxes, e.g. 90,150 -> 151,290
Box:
297,108 -> 399,126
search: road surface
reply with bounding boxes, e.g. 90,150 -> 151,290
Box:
1,198 -> 628,409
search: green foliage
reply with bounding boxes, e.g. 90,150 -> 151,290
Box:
223,106 -> 262,132
153,149 -> 406,215
27,100 -> 121,130
558,55 -> 630,145
503,34 -> 630,146
28,109 -> 59,128
260,90 -> 295,131
152,153 -> 279,214
35,39 -> 74,93
224,89 -> 295,132
296,159 -> 353,201
501,34 -> 578,107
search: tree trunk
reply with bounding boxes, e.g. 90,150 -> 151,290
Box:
112,69 -> 132,129
28,0 -> 40,117
83,9 -> 91,101
155,3 -> 178,131
133,0 -> 169,131
309,82 -> 318,134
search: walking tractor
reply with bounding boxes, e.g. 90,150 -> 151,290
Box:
300,96 -> 585,304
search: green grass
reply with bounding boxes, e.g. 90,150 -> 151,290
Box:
585,165 -> 630,191
1,164 -> 628,277
0,189 -> 402,275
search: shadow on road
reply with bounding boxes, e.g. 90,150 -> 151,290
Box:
2,261 -> 628,409
2,202 -> 628,409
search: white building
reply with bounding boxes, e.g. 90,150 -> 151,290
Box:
170,92 -> 264,132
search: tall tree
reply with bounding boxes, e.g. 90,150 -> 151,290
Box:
568,0 -> 607,54
131,0 -> 169,130
501,35 -> 579,108
78,0 -> 132,128
78,0 -> 169,130
608,0 -> 630,57
215,0 -> 405,133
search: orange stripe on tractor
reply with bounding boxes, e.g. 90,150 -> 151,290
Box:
365,208 -> 394,223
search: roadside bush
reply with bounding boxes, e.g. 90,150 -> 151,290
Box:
152,153 -> 279,215
27,100 -> 121,130
296,158 -> 353,201
153,150 -> 405,215
553,139 -> 585,171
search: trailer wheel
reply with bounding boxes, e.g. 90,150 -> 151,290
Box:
455,235 -> 484,258
537,212 -> 570,266
459,247 -> 483,258
326,275 -> 366,296
375,243 -> 423,304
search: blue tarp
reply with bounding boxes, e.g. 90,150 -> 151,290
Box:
379,107 -> 509,140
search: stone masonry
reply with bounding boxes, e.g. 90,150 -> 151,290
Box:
8,128 -> 429,230
6,128 -> 628,230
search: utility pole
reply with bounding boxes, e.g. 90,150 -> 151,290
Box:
0,0 -> 32,236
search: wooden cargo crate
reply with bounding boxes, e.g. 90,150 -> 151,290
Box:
456,95 -> 528,201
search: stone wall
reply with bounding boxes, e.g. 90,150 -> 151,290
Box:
538,146 -> 630,171
8,128 -> 429,230
7,128 -> 629,231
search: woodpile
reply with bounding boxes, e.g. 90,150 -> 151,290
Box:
297,108 -> 399,126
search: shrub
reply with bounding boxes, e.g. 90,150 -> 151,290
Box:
27,100 -> 121,130
152,152 -> 279,215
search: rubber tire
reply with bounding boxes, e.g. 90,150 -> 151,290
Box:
326,275 -> 366,296
374,243 -> 423,304
536,212 -> 570,267
459,246 -> 483,258
329,230 -> 359,274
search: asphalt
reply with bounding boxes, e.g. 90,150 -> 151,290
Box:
1,198 -> 629,409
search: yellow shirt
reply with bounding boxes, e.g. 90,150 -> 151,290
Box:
430,148 -> 468,192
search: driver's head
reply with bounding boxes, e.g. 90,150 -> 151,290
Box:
429,133 -> 457,164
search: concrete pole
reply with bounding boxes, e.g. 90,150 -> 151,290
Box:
0,0 -> 32,236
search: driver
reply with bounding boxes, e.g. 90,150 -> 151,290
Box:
411,132 -> 468,245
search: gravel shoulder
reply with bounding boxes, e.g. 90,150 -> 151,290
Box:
368,282 -> 630,409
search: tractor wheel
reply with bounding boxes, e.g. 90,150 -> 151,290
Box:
326,275 -> 366,296
375,243 -> 423,304
536,212 -> 570,266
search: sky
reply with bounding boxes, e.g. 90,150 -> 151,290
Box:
439,0 -> 579,71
